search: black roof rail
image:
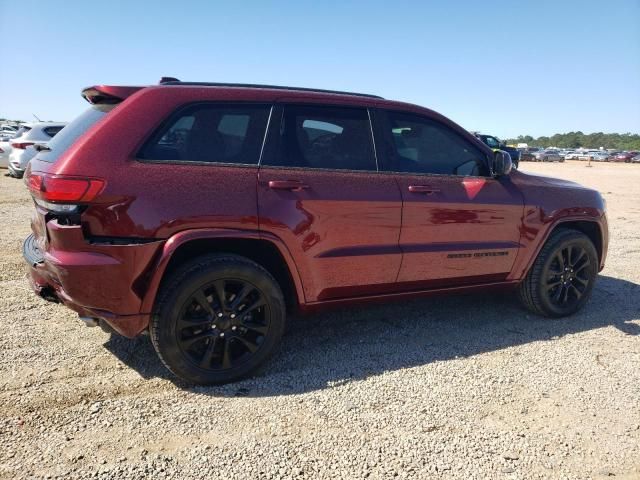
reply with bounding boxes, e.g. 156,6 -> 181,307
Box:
157,80 -> 383,99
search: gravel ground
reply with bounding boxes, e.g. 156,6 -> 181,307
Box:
1,161 -> 639,480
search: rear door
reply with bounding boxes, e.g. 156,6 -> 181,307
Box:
257,104 -> 402,302
377,110 -> 524,286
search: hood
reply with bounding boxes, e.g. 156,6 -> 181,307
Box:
513,170 -> 588,190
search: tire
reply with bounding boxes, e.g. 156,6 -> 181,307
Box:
150,254 -> 286,384
518,229 -> 598,318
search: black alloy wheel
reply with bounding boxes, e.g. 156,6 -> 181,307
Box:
151,254 -> 286,384
176,279 -> 270,371
519,229 -> 598,317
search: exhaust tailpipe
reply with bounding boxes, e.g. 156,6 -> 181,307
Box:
79,316 -> 99,327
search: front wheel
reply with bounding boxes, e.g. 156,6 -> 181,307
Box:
518,229 -> 598,317
150,254 -> 286,384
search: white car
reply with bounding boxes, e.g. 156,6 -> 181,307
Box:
8,122 -> 66,178
0,125 -> 18,141
0,141 -> 12,168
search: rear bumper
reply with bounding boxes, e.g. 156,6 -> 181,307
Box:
8,162 -> 24,177
23,223 -> 164,337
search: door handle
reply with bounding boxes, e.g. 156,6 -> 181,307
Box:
268,180 -> 309,191
408,185 -> 440,194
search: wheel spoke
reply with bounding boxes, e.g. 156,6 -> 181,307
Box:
229,284 -> 253,311
182,331 -> 214,348
178,315 -> 211,327
213,280 -> 227,310
552,252 -> 564,272
242,321 -> 268,335
199,337 -> 218,368
573,275 -> 589,286
221,339 -> 232,369
239,296 -> 266,316
552,285 -> 563,303
560,285 -> 570,304
566,246 -> 573,267
546,279 -> 562,289
193,290 -> 215,316
568,284 -> 583,300
574,258 -> 590,273
571,250 -> 586,268
233,335 -> 259,354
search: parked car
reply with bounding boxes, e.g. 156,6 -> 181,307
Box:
565,151 -> 584,160
22,79 -> 608,384
472,133 -> 521,168
533,149 -> 564,162
631,154 -> 640,163
520,147 -> 540,162
577,151 -> 598,161
590,152 -> 610,162
0,125 -> 18,141
7,122 -> 66,178
0,141 -> 12,168
611,151 -> 639,163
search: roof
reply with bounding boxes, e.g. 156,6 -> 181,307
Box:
158,79 -> 383,99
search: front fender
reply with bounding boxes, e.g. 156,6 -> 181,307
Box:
139,228 -> 306,315
508,209 -> 607,281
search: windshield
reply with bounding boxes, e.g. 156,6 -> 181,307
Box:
37,104 -> 116,163
483,136 -> 501,148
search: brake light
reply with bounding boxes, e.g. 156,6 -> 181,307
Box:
11,142 -> 34,149
27,173 -> 105,202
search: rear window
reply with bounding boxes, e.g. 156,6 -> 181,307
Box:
43,126 -> 65,137
37,105 -> 115,163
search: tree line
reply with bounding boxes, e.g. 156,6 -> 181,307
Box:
504,132 -> 640,150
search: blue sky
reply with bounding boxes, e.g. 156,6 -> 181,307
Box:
1,0 -> 638,138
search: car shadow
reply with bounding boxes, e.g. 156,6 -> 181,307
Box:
103,274 -> 639,397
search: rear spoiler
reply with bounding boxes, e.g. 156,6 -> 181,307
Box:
81,85 -> 143,105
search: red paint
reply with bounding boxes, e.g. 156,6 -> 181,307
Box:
24,83 -> 609,337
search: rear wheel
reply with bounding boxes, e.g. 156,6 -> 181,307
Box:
518,229 -> 598,317
150,254 -> 286,384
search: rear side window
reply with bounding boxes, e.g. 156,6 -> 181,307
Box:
138,104 -> 271,165
262,105 -> 376,171
383,111 -> 488,176
43,126 -> 64,137
38,105 -> 115,163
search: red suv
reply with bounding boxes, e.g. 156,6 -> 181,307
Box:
23,79 -> 608,384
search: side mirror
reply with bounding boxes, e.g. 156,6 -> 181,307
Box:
492,150 -> 513,177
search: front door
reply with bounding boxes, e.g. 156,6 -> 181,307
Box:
378,110 -> 524,287
257,104 -> 403,302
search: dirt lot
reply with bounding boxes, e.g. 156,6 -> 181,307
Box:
0,161 -> 638,479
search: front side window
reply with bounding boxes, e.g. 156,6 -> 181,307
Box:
139,104 -> 271,165
384,112 -> 488,176
262,105 -> 376,171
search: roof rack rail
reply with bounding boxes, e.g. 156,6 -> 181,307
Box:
158,79 -> 383,99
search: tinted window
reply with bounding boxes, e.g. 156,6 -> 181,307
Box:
384,112 -> 487,176
38,105 -> 114,163
139,104 -> 271,165
483,136 -> 501,148
43,126 -> 64,137
263,105 -> 376,171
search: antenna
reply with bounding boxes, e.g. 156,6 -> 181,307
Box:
32,113 -> 42,122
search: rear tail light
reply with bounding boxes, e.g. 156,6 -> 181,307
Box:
27,173 -> 105,213
11,142 -> 35,149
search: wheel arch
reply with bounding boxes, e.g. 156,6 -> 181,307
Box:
140,229 -> 305,315
511,216 -> 606,282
